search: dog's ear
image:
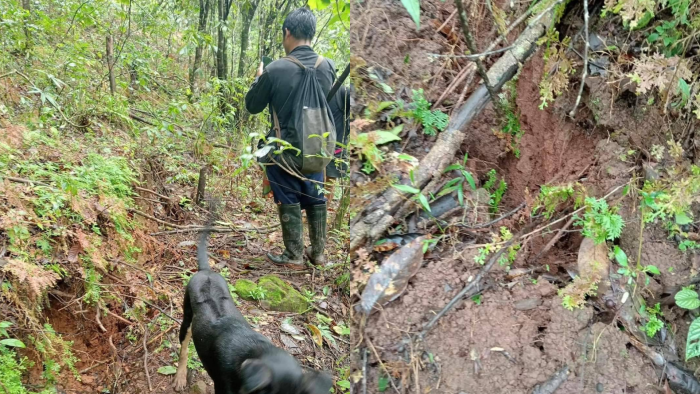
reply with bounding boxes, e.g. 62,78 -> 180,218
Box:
300,370 -> 332,394
241,359 -> 273,393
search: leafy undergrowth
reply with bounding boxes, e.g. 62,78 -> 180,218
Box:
0,0 -> 350,392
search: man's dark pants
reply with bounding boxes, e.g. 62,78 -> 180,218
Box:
265,164 -> 326,207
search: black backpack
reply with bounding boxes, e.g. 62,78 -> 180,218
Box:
269,55 -> 337,175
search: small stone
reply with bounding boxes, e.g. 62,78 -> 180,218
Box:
588,33 -> 605,51
643,163 -> 660,182
513,298 -> 542,311
191,380 -> 207,394
444,284 -> 453,293
280,334 -> 301,354
596,382 -> 604,392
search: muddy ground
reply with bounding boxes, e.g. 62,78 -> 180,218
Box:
351,0 -> 700,393
3,167 -> 350,393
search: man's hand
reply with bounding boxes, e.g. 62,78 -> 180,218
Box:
256,62 -> 264,77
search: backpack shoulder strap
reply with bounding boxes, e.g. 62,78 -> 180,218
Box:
313,55 -> 325,69
271,106 -> 281,139
283,55 -> 305,69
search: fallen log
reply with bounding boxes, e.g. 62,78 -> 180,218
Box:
350,3 -> 561,253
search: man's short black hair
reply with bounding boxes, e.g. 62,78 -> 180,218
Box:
282,8 -> 316,41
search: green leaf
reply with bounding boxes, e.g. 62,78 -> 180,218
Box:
0,338 -> 25,348
676,289 -> 700,310
647,33 -> 659,42
679,79 -> 691,101
158,366 -> 178,375
644,265 -> 660,275
418,194 -> 431,212
393,184 -> 420,194
378,375 -> 390,392
457,187 -> 464,206
613,246 -> 628,267
687,318 -> 700,360
443,177 -> 463,189
389,124 -> 404,135
443,164 -> 463,173
400,0 -> 421,29
676,211 -> 693,225
379,82 -> 394,94
437,185 -> 461,198
337,380 -> 351,389
377,101 -> 396,111
462,170 -> 476,190
0,322 -> 11,328
370,131 -> 402,145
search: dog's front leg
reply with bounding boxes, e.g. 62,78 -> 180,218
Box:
174,327 -> 192,391
174,289 -> 193,391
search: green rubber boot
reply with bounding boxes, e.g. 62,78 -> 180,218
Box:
305,203 -> 327,266
267,203 -> 305,269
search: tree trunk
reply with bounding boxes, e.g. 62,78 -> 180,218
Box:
237,0 -> 259,78
21,0 -> 31,50
216,0 -> 227,80
189,0 -> 210,95
106,35 -> 116,95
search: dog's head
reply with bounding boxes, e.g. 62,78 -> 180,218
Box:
240,355 -> 332,394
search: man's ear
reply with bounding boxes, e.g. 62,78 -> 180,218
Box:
300,370 -> 332,394
241,359 -> 273,393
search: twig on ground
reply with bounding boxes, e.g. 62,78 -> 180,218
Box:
96,305 -> 107,333
150,224 -> 278,235
111,259 -> 150,275
104,308 -> 133,326
79,359 -> 110,374
436,9 -> 457,33
109,334 -> 119,359
361,347 -> 368,394
454,0 -> 501,115
129,208 -> 191,229
366,337 -> 401,394
143,328 -> 153,392
133,186 -> 170,200
1,176 -> 52,187
143,300 -> 182,324
435,64 -> 475,109
454,67 -> 478,110
428,45 -> 515,59
454,202 -> 526,230
569,0 -> 589,118
531,216 -> 576,261
129,113 -> 156,126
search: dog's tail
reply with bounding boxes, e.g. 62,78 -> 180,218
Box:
196,198 -> 220,272
197,225 -> 212,271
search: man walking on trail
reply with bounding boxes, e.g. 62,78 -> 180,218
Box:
245,8 -> 336,270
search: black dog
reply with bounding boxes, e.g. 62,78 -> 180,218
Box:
174,227 -> 332,394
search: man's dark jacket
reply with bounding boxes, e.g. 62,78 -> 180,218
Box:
245,45 -> 336,152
